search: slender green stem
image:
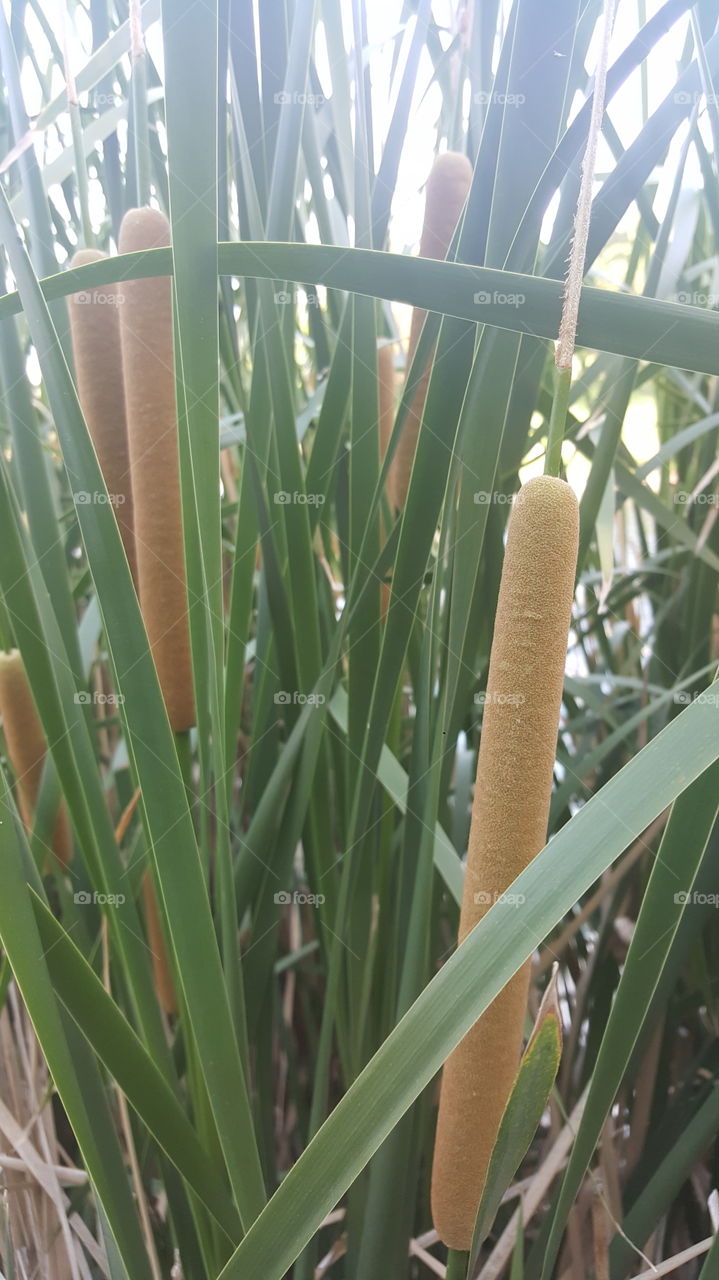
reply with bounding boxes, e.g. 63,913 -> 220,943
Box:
544,362 -> 572,478
132,49 -> 151,205
69,99 -> 93,246
446,1248 -> 470,1280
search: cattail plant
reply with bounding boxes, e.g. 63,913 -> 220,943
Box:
391,151 -> 472,509
431,476 -> 579,1251
0,650 -> 72,868
117,207 -> 194,733
67,249 -> 137,583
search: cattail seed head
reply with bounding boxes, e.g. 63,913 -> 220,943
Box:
143,873 -> 177,1015
392,151 -> 472,509
0,649 -> 72,868
68,248 -> 137,583
118,207 -> 195,733
431,476 -> 579,1250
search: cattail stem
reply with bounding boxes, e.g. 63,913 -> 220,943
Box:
431,477 -> 579,1251
446,1249 -> 469,1280
129,0 -> 151,206
544,364 -> 572,478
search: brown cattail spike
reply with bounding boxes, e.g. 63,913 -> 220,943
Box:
118,207 -> 195,733
0,650 -> 72,868
431,476 -> 579,1250
392,151 -> 472,509
142,873 -> 177,1015
68,249 -> 138,584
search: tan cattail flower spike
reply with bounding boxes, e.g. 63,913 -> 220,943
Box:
431,476 -> 579,1250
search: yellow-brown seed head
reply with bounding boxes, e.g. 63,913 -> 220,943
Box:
431,476 -> 579,1250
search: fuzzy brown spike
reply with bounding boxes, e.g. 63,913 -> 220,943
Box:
392,152 -> 472,509
431,476 -> 579,1250
0,650 -> 72,868
68,248 -> 137,583
118,207 -> 195,732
